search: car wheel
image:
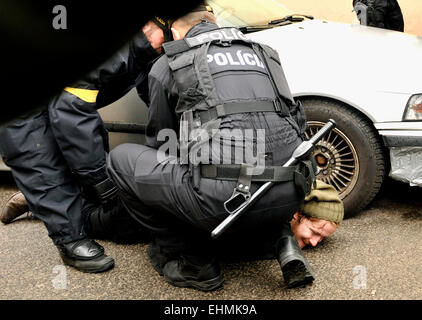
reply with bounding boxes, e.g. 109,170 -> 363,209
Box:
299,98 -> 387,218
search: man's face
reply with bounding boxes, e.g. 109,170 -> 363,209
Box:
290,213 -> 338,248
142,21 -> 165,54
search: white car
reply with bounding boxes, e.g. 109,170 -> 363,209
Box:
2,0 -> 421,218
211,0 -> 422,217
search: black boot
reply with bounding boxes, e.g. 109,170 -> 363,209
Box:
276,229 -> 315,288
56,238 -> 115,273
82,198 -> 149,244
146,243 -> 170,276
162,255 -> 224,292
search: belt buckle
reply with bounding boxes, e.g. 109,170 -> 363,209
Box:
223,183 -> 251,215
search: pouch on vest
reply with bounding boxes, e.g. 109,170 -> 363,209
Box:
290,100 -> 308,139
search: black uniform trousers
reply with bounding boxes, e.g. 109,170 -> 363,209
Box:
0,111 -> 145,246
107,143 -> 303,260
0,112 -> 86,244
0,31 -> 156,245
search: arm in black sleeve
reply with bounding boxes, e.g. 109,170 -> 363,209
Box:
93,31 -> 159,106
145,69 -> 178,149
372,0 -> 389,28
48,31 -> 159,187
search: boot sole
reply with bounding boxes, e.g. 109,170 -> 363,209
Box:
282,260 -> 315,288
60,254 -> 115,273
164,274 -> 224,292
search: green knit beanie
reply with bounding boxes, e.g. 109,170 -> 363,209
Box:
300,180 -> 344,224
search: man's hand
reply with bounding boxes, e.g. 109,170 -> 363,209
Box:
142,21 -> 165,54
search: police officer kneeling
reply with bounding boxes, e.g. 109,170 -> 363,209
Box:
107,2 -> 316,291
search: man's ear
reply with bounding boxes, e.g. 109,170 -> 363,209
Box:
292,212 -> 300,221
171,27 -> 182,40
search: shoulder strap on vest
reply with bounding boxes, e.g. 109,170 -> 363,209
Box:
162,27 -> 250,57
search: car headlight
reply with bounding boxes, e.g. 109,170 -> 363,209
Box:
403,94 -> 422,121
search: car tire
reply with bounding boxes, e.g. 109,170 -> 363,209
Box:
299,98 -> 387,218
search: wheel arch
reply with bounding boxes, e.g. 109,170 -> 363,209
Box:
295,95 -> 391,217
296,94 -> 391,167
294,94 -> 378,123
295,94 -> 388,148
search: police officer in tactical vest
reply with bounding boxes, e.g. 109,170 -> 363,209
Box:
353,0 -> 404,32
107,2 -> 317,291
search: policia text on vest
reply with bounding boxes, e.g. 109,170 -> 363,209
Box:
207,51 -> 265,68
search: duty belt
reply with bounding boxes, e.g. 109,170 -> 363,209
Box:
201,163 -> 296,214
200,164 -> 296,182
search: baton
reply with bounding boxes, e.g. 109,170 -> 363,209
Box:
211,119 -> 337,239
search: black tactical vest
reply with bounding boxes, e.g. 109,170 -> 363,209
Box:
162,27 -> 307,159
162,26 -> 313,197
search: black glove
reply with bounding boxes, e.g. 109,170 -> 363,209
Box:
92,177 -> 118,202
81,177 -> 119,211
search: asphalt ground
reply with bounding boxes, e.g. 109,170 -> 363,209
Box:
0,172 -> 421,301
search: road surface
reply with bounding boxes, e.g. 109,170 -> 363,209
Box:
0,172 -> 421,300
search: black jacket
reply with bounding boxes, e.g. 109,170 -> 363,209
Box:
48,31 -> 159,185
146,21 -> 303,167
353,0 -> 404,32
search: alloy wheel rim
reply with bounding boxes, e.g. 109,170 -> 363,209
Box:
305,121 -> 359,199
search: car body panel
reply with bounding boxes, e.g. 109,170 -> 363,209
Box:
245,19 -> 422,188
246,20 -> 422,125
97,88 -> 148,149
